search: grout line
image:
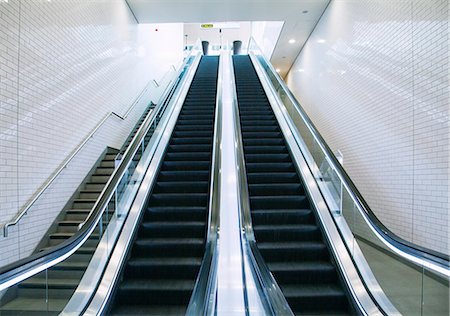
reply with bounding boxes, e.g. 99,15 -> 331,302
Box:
411,0 -> 415,248
16,0 -> 22,259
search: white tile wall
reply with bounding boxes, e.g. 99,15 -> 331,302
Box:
286,0 -> 449,255
0,0 -> 183,267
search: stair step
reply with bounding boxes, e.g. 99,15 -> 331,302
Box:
65,209 -> 90,221
79,190 -> 102,199
89,175 -> 110,184
95,167 -> 114,175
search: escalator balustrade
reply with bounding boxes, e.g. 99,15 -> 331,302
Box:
110,56 -> 219,315
233,55 -> 354,316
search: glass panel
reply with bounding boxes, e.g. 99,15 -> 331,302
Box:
422,268 -> 449,316
352,200 -> 423,315
0,270 -> 48,314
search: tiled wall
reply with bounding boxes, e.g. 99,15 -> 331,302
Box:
286,0 -> 448,255
0,0 -> 183,267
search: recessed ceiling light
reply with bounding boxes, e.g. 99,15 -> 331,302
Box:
276,68 -> 281,73
317,39 -> 326,44
298,69 -> 305,72
288,39 -> 296,44
302,10 -> 308,14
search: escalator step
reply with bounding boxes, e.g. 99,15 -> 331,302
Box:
132,238 -> 204,258
248,183 -> 304,196
145,206 -> 206,221
125,257 -> 202,279
268,261 -> 337,284
251,209 -> 313,225
117,279 -> 195,306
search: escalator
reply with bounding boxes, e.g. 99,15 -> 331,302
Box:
109,56 -> 219,315
233,55 -> 354,315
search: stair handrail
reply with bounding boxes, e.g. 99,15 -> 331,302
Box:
0,53 -> 195,292
2,73 -> 166,238
247,37 -> 449,277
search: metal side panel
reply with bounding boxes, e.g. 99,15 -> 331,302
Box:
83,53 -> 202,316
248,53 -> 382,316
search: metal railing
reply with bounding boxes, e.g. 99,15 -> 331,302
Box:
2,73 -> 168,237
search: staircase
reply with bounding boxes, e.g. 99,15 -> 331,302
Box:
0,148 -> 117,315
0,102 -> 159,315
110,56 -> 219,315
233,55 -> 354,315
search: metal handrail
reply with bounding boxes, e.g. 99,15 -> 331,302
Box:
247,37 -> 449,276
2,76 -> 158,237
0,56 -> 192,291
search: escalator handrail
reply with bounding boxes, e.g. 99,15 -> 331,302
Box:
186,53 -> 222,316
0,53 -> 197,292
247,37 -> 449,275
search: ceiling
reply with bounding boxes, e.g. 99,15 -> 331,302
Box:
127,0 -> 330,78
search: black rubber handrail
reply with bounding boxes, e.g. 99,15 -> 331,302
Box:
251,49 -> 449,268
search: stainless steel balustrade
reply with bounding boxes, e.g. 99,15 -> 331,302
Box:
84,42 -> 204,315
0,41 -> 202,315
230,49 -> 294,315
185,47 -> 223,316
247,37 -> 449,316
